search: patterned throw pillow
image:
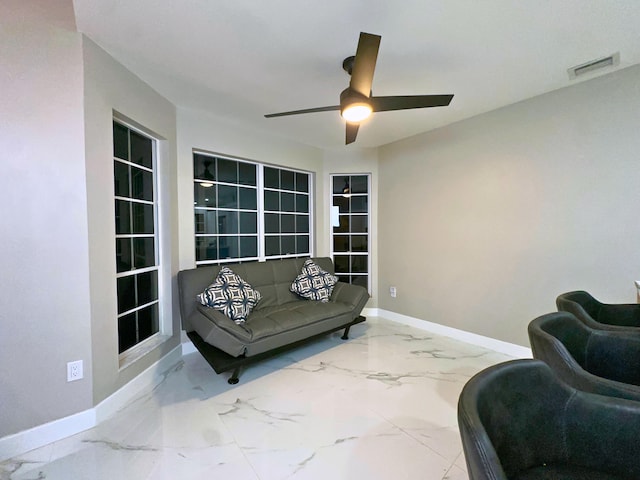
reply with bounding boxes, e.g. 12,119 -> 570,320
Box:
290,259 -> 339,303
197,267 -> 262,324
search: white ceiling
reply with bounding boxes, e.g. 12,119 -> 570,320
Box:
73,0 -> 640,149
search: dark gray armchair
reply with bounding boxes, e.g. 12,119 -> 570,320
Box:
528,311 -> 640,401
556,290 -> 640,331
458,359 -> 640,480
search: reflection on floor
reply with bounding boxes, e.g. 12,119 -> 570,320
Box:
1,316 -> 514,480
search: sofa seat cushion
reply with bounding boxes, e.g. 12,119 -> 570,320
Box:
246,301 -> 352,340
196,299 -> 353,343
192,298 -> 357,358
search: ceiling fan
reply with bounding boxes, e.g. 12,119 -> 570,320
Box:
265,32 -> 454,145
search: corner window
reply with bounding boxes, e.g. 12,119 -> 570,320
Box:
113,121 -> 160,354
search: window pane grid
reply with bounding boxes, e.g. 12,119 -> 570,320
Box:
116,266 -> 159,278
330,174 -> 370,292
194,207 -> 256,213
115,196 -> 154,206
262,166 -> 310,260
115,234 -> 155,239
113,120 -> 160,355
117,299 -> 160,318
115,158 -> 153,174
193,153 -> 259,263
195,179 -> 258,189
194,153 -> 312,264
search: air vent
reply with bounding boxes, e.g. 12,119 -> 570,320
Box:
568,53 -> 619,80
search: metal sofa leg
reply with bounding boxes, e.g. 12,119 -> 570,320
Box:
228,367 -> 241,384
341,325 -> 351,340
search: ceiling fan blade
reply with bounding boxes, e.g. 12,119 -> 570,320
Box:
349,32 -> 381,97
265,105 -> 340,118
345,122 -> 360,145
370,94 -> 454,112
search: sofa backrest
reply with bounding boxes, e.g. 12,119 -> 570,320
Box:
177,257 -> 336,331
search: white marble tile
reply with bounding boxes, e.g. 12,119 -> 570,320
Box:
1,316 -> 509,480
442,463 -> 469,480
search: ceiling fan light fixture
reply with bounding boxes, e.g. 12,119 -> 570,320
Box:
340,88 -> 372,123
342,178 -> 351,197
341,103 -> 372,122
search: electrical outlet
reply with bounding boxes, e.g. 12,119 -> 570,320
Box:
67,360 -> 83,382
390,286 -> 397,298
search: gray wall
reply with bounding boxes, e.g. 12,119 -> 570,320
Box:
0,0 -> 93,436
0,0 -> 181,438
378,65 -> 640,346
83,38 -> 180,404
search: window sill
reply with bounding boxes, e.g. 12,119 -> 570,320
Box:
118,334 -> 172,371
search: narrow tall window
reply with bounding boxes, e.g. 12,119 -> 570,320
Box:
331,174 -> 370,291
194,151 -> 312,265
113,121 -> 159,354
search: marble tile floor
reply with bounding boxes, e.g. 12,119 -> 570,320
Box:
1,316 -> 514,480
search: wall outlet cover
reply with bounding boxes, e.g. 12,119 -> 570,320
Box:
67,360 -> 83,382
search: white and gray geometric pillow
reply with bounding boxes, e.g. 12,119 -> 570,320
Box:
197,266 -> 262,324
290,259 -> 339,303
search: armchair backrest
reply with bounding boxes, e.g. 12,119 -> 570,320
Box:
533,311 -> 590,367
557,290 -> 640,328
556,290 -> 600,324
458,360 -> 573,479
529,311 -> 640,401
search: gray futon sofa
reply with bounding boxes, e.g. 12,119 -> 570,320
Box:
178,256 -> 369,383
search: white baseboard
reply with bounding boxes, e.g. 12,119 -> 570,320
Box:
94,345 -> 183,423
0,345 -> 183,462
181,339 -> 197,355
0,409 -> 96,463
364,308 -> 532,359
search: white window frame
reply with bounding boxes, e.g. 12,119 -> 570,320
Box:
329,173 -> 371,292
113,118 -> 164,363
193,150 -> 314,265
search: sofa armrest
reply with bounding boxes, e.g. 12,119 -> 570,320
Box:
331,282 -> 369,318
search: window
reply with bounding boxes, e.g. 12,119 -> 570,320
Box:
331,174 -> 370,291
113,121 -> 159,354
194,154 -> 259,262
194,152 -> 312,265
263,166 -> 310,257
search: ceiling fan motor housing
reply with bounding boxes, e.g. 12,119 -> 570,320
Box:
342,55 -> 356,75
340,88 -> 371,120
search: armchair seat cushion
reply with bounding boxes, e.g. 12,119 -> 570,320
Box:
516,465 -> 623,480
